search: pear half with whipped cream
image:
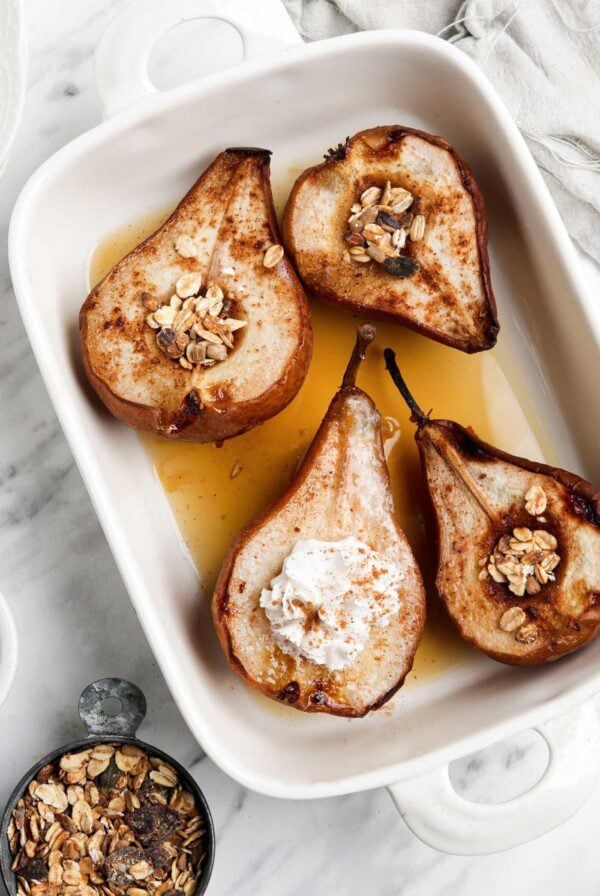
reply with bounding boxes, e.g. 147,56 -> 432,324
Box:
213,325 -> 426,716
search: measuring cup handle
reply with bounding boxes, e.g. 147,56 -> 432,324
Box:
78,678 -> 147,738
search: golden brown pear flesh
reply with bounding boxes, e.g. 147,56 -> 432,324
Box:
282,125 -> 498,353
385,349 -> 600,665
213,326 -> 426,716
80,148 -> 312,442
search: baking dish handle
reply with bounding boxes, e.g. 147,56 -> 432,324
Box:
95,0 -> 303,119
388,700 -> 600,855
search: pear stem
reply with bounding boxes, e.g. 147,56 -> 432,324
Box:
342,324 -> 376,388
385,349 -> 496,520
384,348 -> 428,427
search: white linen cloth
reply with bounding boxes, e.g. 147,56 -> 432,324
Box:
283,0 -> 600,262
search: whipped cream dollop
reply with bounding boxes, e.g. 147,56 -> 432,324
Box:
259,537 -> 404,671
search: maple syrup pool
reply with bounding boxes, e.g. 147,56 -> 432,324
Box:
88,201 -> 553,687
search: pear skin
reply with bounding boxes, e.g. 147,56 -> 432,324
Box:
283,126 -> 498,353
81,148 -> 312,442
385,348 -> 600,665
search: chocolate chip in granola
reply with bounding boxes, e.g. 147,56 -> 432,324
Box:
144,845 -> 171,870
104,847 -> 146,886
376,211 -> 401,230
18,856 -> 48,882
99,756 -> 122,791
383,256 -> 420,278
126,804 -> 180,846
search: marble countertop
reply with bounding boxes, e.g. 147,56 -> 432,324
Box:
1,1 -> 600,893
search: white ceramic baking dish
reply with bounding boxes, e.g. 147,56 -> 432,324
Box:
9,0 -> 600,856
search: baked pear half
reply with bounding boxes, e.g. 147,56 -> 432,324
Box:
385,349 -> 600,665
283,125 -> 498,353
80,148 -> 312,442
213,326 -> 426,716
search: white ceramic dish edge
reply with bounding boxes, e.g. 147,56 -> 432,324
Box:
0,0 -> 27,179
0,591 -> 18,712
8,0 -> 600,854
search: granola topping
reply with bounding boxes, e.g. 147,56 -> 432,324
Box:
174,235 -> 199,259
481,486 -> 560,600
263,244 -> 284,269
480,487 -> 560,645
525,484 -> 547,516
498,606 -> 527,632
144,272 -> 246,370
498,606 -> 538,643
345,181 -> 426,274
515,622 -> 538,644
483,523 -> 560,598
7,743 -> 206,896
